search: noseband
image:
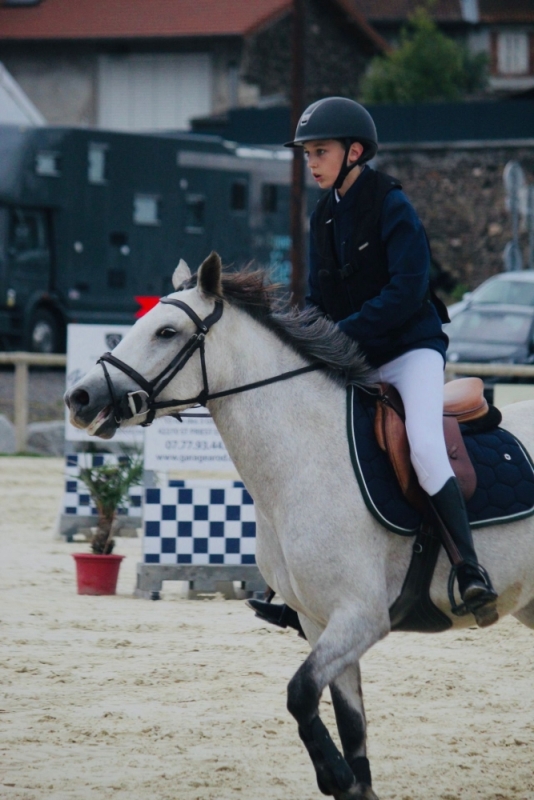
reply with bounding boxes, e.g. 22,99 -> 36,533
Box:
97,295 -> 321,427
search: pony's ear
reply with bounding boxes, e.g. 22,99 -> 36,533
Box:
197,251 -> 223,296
172,259 -> 191,289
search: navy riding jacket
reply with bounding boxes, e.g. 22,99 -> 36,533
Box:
307,166 -> 448,368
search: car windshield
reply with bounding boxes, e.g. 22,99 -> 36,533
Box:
473,279 -> 534,306
448,309 -> 533,345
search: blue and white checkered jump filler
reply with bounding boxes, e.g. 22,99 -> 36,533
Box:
63,453 -> 143,520
143,480 -> 256,565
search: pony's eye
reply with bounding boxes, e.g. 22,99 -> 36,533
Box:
156,327 -> 177,339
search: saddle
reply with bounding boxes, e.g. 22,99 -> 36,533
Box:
374,377 -> 489,513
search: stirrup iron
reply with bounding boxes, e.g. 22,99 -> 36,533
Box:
447,563 -> 496,618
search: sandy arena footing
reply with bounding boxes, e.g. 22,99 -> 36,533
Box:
0,457 -> 533,800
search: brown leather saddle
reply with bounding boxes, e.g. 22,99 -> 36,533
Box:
374,377 -> 488,513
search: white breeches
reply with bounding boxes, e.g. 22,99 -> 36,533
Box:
369,348 -> 455,496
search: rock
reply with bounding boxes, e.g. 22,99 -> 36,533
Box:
27,420 -> 64,456
0,415 -> 16,454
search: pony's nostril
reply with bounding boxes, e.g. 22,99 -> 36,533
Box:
70,388 -> 90,407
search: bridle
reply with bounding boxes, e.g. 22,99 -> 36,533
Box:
97,295 -> 322,427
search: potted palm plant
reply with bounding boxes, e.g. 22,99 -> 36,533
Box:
72,453 -> 144,595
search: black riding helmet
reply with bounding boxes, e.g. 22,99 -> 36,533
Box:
284,96 -> 378,189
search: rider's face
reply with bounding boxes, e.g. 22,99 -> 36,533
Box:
303,140 -> 345,190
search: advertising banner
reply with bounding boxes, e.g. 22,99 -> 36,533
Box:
143,411 -> 234,473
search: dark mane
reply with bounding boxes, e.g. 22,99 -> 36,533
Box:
183,268 -> 371,385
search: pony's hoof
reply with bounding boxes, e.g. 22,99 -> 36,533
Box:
336,783 -> 379,800
358,785 -> 379,800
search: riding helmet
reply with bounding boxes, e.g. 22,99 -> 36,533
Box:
284,96 -> 378,164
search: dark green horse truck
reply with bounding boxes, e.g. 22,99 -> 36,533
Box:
0,125 -> 318,352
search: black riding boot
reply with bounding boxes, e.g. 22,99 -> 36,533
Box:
429,476 -> 498,627
246,598 -> 305,638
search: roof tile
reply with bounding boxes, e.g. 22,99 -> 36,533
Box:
0,0 -> 291,39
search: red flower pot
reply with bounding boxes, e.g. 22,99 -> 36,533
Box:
72,553 -> 125,595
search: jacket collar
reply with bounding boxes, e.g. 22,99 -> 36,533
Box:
332,164 -> 371,211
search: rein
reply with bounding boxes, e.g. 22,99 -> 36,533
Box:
97,295 -> 322,427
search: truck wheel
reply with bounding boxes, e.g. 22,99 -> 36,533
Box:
27,309 -> 63,354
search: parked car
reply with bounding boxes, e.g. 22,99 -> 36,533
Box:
447,272 -> 534,319
446,304 -> 534,402
447,304 -> 534,367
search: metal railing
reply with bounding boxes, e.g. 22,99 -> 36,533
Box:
445,362 -> 534,380
0,352 -> 66,452
0,355 -> 532,454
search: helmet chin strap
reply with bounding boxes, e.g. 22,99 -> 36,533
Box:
333,139 -> 364,191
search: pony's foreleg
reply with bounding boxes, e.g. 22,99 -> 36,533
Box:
288,609 -> 387,800
330,664 -> 376,799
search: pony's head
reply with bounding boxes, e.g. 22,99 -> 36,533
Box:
65,251 -> 227,438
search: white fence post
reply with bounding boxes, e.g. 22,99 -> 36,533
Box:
14,360 -> 28,452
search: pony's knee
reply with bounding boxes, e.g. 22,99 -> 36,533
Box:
287,659 -> 320,724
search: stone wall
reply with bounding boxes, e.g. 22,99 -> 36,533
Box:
243,0 -> 378,107
376,145 -> 534,295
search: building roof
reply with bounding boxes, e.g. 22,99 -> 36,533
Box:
0,0 -> 288,39
0,0 -> 386,49
354,0 -> 463,23
353,0 -> 534,24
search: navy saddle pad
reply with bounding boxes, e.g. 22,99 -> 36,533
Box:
346,384 -> 534,536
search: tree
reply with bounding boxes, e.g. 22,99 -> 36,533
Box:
361,6 -> 487,105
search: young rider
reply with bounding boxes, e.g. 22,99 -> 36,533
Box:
249,96 -> 498,629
